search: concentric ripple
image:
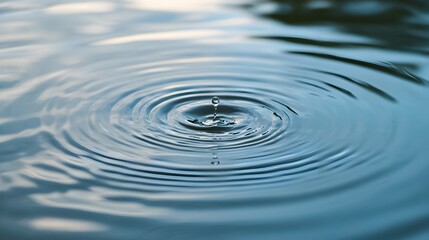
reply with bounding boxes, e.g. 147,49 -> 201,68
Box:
2,1 -> 429,239
21,43 -> 413,192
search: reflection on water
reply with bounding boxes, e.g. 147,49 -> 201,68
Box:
46,2 -> 115,14
245,0 -> 429,52
30,217 -> 106,232
1,0 -> 429,239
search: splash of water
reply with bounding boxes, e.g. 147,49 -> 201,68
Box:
212,96 -> 220,121
211,97 -> 220,165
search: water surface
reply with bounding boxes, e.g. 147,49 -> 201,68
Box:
1,0 -> 429,239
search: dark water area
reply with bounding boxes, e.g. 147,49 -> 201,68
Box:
1,0 -> 429,239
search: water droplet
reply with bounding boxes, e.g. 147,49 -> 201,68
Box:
211,161 -> 220,165
211,96 -> 220,121
211,96 -> 220,107
212,153 -> 218,159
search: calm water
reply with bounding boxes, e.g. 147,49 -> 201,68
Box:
1,0 -> 429,239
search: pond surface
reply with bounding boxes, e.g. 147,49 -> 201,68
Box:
1,0 -> 429,239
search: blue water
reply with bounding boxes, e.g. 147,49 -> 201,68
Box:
1,1 -> 429,239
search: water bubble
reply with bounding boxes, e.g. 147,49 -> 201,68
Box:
212,96 -> 220,107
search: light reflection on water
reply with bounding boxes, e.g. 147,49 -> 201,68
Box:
1,0 -> 429,239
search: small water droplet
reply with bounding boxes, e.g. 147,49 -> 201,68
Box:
212,96 -> 220,121
211,161 -> 220,165
211,96 -> 220,107
212,153 -> 218,159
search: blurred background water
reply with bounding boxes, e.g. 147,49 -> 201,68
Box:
1,0 -> 429,239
